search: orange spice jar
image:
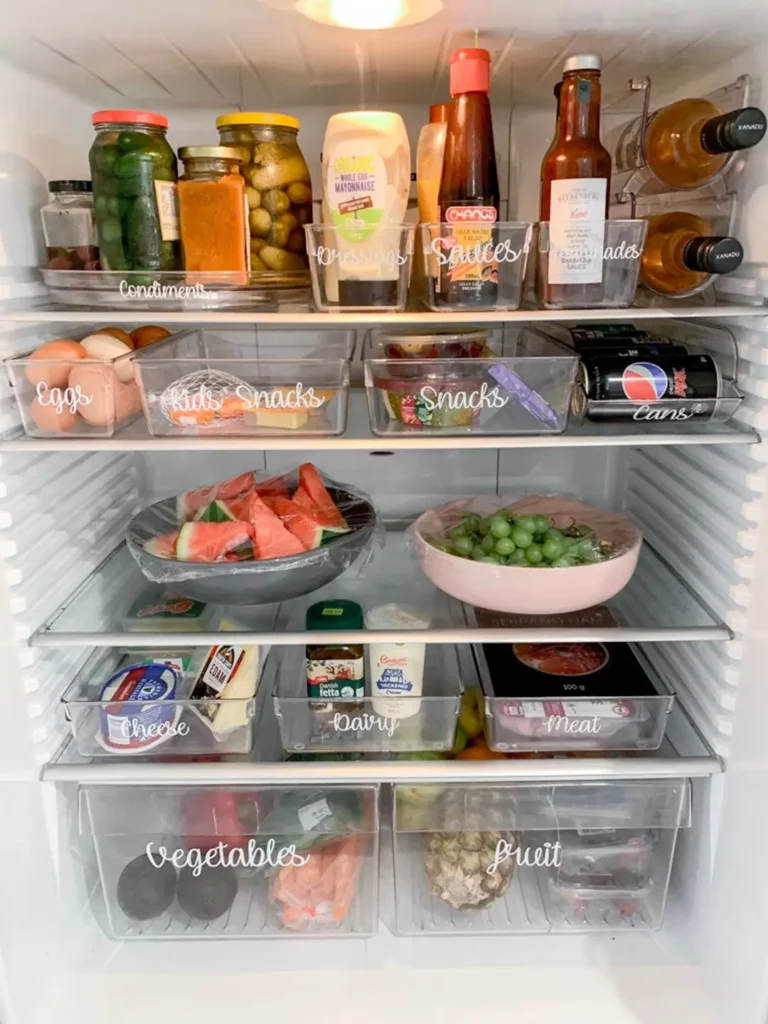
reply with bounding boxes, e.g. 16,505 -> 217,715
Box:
177,146 -> 248,278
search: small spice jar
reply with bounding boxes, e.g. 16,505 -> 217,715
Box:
305,600 -> 365,704
40,181 -> 99,270
178,146 -> 248,276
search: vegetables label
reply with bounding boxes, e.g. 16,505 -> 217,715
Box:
327,143 -> 387,242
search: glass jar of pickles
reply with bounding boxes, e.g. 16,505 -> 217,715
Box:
216,112 -> 312,276
89,109 -> 180,273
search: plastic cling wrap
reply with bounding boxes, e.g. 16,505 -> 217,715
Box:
126,464 -> 379,605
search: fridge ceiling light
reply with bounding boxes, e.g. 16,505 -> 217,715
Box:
297,0 -> 442,29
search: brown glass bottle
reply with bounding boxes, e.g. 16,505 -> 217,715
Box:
437,47 -> 500,308
540,55 -> 612,307
640,211 -> 744,297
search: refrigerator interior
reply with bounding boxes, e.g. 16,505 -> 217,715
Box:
2,2 -> 768,1022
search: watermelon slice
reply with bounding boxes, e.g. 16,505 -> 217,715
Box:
176,471 -> 257,521
239,493 -> 307,560
144,531 -> 179,559
193,499 -> 238,522
294,464 -> 349,535
263,495 -> 325,550
254,474 -> 291,501
176,522 -> 253,562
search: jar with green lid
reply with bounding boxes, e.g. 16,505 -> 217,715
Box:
216,112 -> 312,275
305,599 -> 364,702
89,109 -> 179,272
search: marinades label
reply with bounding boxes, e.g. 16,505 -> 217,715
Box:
327,143 -> 387,243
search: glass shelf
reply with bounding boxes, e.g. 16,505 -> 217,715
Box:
32,528 -> 729,649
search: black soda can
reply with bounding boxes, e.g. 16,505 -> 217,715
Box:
579,353 -> 722,422
568,325 -> 656,343
576,342 -> 689,359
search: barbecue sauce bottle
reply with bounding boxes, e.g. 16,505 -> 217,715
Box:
437,47 -> 500,308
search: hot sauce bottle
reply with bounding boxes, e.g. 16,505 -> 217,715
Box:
437,47 -> 500,308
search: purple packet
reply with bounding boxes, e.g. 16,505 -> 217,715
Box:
488,363 -> 560,428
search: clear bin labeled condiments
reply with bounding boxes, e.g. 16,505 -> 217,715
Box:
177,147 -> 248,275
89,109 -> 179,272
40,180 -> 99,270
216,112 -> 311,276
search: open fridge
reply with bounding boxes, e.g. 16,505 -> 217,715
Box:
2,1 -> 768,1022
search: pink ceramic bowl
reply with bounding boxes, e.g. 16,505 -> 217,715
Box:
412,495 -> 642,615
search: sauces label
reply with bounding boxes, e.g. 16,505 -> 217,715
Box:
327,144 -> 387,243
154,180 -> 180,242
548,178 -> 607,285
307,657 -> 365,699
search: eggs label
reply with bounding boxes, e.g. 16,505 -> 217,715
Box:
145,839 -> 311,877
489,839 -> 563,875
36,381 -> 94,414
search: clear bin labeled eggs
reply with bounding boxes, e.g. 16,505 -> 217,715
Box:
6,325 -> 169,437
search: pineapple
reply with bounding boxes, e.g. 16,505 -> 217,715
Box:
425,830 -> 518,910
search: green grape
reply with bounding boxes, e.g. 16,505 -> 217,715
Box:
561,536 -> 580,551
449,525 -> 467,541
511,526 -> 533,548
494,537 -> 515,556
452,535 -> 474,557
552,555 -> 575,568
533,515 -> 550,533
471,544 -> 485,561
479,554 -> 502,565
481,533 -> 496,554
525,543 -> 544,564
496,508 -> 513,522
462,513 -> 482,532
490,516 -> 512,539
542,537 -> 564,561
545,527 -> 564,542
576,538 -> 598,558
477,518 -> 491,537
516,515 -> 537,533
509,548 -> 529,566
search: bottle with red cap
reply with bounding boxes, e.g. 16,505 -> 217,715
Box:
89,109 -> 180,273
437,47 -> 500,308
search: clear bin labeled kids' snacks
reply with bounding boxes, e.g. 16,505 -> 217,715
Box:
89,110 -> 180,272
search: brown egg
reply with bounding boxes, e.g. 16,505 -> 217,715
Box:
130,325 -> 171,349
30,397 -> 78,433
100,327 -> 135,350
114,379 -> 142,424
68,363 -> 117,428
25,340 -> 87,388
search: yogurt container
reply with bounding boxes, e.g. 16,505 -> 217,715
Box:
98,662 -> 180,753
364,604 -> 429,718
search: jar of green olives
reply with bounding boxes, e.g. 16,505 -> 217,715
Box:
216,112 -> 312,276
89,110 -> 180,273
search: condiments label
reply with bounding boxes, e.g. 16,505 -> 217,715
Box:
154,180 -> 180,242
327,143 -> 387,243
548,178 -> 607,285
307,657 -> 364,699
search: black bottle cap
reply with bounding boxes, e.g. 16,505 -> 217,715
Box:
683,236 -> 744,275
700,107 -> 767,154
48,180 -> 92,193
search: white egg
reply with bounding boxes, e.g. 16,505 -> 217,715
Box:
80,332 -> 135,382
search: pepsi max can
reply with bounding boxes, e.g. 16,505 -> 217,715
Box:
580,354 -> 721,421
576,342 -> 689,359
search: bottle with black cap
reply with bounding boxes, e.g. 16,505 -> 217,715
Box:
640,210 -> 744,297
621,96 -> 766,189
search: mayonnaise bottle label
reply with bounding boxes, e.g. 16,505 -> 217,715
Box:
327,143 -> 387,243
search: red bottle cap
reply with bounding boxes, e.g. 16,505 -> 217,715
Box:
449,48 -> 491,97
92,109 -> 169,129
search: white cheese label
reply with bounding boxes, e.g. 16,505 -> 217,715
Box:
548,177 -> 606,285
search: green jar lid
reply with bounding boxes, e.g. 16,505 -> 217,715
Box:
306,600 -> 364,631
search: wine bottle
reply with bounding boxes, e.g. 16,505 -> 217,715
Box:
640,211 -> 743,296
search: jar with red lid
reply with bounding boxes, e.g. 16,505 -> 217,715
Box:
89,109 -> 180,272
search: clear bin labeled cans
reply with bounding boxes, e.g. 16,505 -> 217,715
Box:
305,224 -> 414,312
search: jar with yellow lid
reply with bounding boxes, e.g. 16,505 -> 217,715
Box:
216,112 -> 312,275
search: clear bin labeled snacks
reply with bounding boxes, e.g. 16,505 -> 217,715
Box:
305,224 -> 415,312
392,779 -> 690,935
89,110 -> 179,273
6,333 -> 140,437
126,464 -> 378,605
134,328 -> 351,437
82,785 -> 379,939
536,220 -> 648,309
363,329 -> 577,435
41,180 -> 99,270
62,644 -> 260,757
272,643 -> 462,753
419,223 -> 532,311
178,148 -> 248,276
216,112 -> 311,279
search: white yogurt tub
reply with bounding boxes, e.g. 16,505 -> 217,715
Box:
364,604 -> 429,718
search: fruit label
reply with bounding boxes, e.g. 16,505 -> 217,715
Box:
154,180 -> 180,241
327,144 -> 387,242
145,838 -> 311,876
489,838 -> 563,874
548,178 -> 607,284
307,657 -> 364,699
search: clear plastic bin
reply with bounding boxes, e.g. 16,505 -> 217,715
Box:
62,647 -> 260,757
363,330 -> 578,436
392,779 -> 690,935
305,224 -> 415,312
6,346 -> 140,438
536,220 -> 648,309
134,328 -> 353,437
419,222 -> 533,311
271,644 -> 462,753
82,784 -> 379,940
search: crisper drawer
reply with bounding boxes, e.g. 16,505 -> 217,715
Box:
81,785 -> 379,940
392,779 -> 690,936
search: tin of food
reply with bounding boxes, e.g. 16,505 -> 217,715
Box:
97,661 -> 181,753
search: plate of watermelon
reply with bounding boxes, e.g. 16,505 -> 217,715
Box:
127,463 -> 377,605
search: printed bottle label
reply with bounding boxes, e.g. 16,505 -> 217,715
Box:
327,143 -> 387,243
154,180 -> 180,242
307,657 -> 365,699
548,177 -> 607,285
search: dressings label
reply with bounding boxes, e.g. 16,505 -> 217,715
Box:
327,143 -> 387,243
548,178 -> 607,285
154,180 -> 180,242
307,657 -> 365,699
